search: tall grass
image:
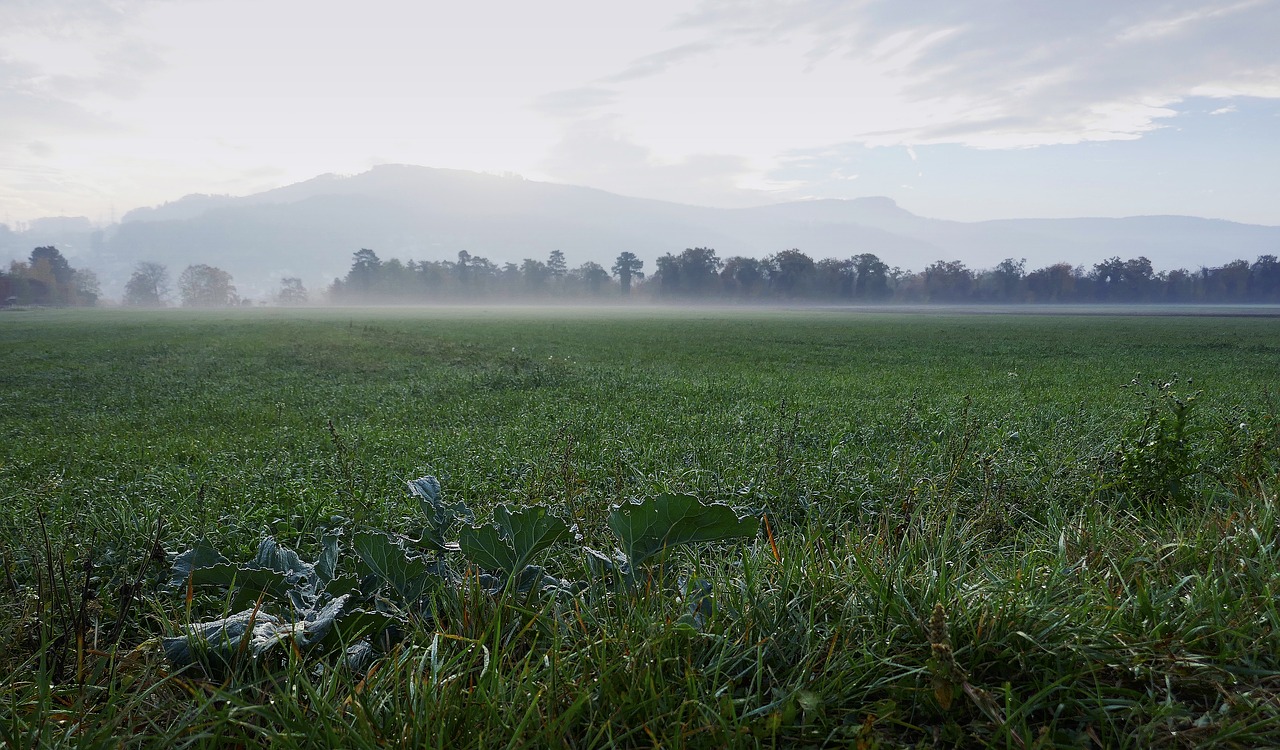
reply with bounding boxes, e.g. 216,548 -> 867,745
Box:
1,307 -> 1278,746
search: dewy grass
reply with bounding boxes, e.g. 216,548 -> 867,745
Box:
1,306 -> 1279,746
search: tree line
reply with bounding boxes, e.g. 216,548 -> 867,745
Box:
5,245 -> 1279,308
327,248 -> 639,303
1,251 -> 305,308
328,247 -> 1280,304
120,262 -> 259,308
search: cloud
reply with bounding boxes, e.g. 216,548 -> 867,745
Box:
602,42 -> 719,83
524,0 -> 1280,211
1115,0 -> 1269,42
0,1 -> 165,154
541,115 -> 770,207
673,0 -> 1280,148
531,87 -> 619,119
0,0 -> 168,41
0,0 -> 173,223
0,62 -> 121,143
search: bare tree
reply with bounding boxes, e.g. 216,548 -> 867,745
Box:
123,262 -> 170,307
178,264 -> 236,307
277,277 -> 308,305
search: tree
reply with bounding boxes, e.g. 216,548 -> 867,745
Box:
611,252 -> 645,295
30,246 -> 73,287
721,256 -> 768,297
768,249 -> 816,297
277,277 -> 308,305
72,269 -> 100,306
652,253 -> 681,296
11,260 -> 50,305
1,264 -> 29,306
923,260 -> 974,302
677,247 -> 721,295
2,247 -> 99,306
1160,268 -> 1195,303
1249,254 -> 1280,301
381,258 -> 418,301
453,250 -> 472,286
413,260 -> 448,298
815,258 -> 854,298
547,250 -> 567,281
1025,263 -> 1079,302
851,254 -> 891,300
573,261 -> 611,294
349,248 -> 382,298
521,259 -> 551,291
1090,257 -> 1125,300
1199,259 -> 1249,302
123,262 -> 170,307
467,255 -> 499,292
178,264 -> 236,307
1120,256 -> 1155,301
986,258 -> 1025,302
24,246 -> 74,304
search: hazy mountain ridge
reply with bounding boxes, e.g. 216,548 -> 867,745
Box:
6,164 -> 1279,299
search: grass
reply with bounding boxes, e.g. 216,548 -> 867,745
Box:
1,305 -> 1279,747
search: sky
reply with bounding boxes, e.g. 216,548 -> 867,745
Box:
2,0 -> 1278,227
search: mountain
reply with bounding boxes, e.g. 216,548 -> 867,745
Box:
8,164 -> 1279,299
98,165 -> 942,296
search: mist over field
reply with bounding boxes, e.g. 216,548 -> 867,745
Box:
3,165 -> 1279,306
2,2 -> 1278,307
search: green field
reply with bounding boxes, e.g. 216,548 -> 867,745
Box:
2,307 -> 1279,747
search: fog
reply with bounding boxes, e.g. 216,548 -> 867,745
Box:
3,3 -> 1278,305
2,165 -> 1279,308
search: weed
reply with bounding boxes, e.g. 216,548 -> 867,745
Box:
1112,376 -> 1203,504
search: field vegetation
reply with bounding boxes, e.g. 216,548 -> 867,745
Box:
1,306 -> 1279,747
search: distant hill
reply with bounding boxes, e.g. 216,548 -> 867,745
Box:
6,164 -> 1279,299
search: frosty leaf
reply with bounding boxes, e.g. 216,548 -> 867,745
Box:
162,609 -> 286,667
408,475 -> 441,503
315,531 -> 341,589
251,537 -> 315,586
407,475 -> 472,553
169,541 -> 230,588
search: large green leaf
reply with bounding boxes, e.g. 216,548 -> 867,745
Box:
352,531 -> 446,604
174,537 -> 331,611
251,537 -> 312,580
457,504 -> 573,575
315,531 -> 341,589
169,541 -> 230,588
187,563 -> 296,608
251,538 -> 318,607
408,475 -> 472,553
608,494 -> 759,569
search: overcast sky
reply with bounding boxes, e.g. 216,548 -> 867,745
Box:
2,0 -> 1278,227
